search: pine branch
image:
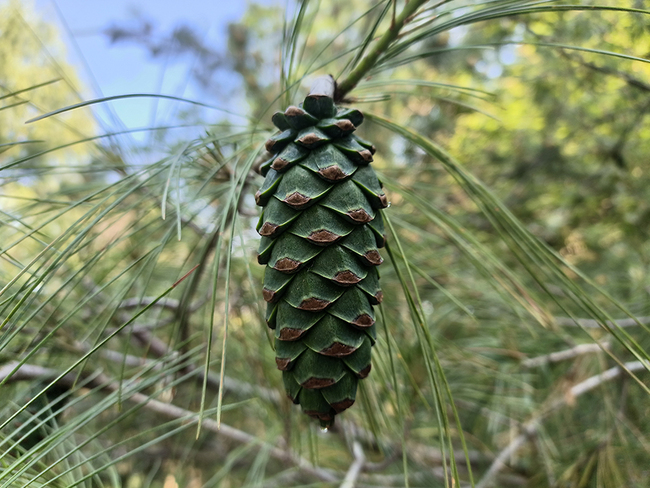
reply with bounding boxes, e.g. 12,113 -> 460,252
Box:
335,0 -> 430,100
336,418 -> 492,466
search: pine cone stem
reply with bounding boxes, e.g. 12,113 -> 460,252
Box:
335,0 -> 430,100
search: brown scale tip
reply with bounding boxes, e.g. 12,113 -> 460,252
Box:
305,410 -> 334,423
285,106 -> 305,117
378,194 -> 389,208
273,257 -> 301,273
258,222 -> 279,237
275,357 -> 292,371
331,399 -> 355,414
283,191 -> 311,209
357,364 -> 372,379
279,328 -> 305,341
333,270 -> 361,285
318,165 -> 347,181
254,190 -> 262,206
347,209 -> 372,223
308,230 -> 341,244
265,139 -> 277,153
298,133 -> 324,146
319,342 -> 357,357
359,150 -> 373,162
298,297 -> 331,311
374,291 -> 384,303
301,377 -> 336,389
335,120 -> 355,132
352,314 -> 375,328
364,250 -> 383,266
262,288 -> 277,303
271,157 -> 289,171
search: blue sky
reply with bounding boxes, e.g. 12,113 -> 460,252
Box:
32,0 -> 280,135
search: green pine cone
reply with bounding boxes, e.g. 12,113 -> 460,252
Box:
256,89 -> 387,428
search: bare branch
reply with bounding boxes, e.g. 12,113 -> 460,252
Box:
340,441 -> 365,488
363,468 -> 526,487
560,49 -> 650,93
128,328 -> 282,404
118,296 -> 181,311
524,24 -> 650,94
476,360 -> 650,488
521,342 -> 609,368
0,361 -> 338,483
555,316 -> 650,328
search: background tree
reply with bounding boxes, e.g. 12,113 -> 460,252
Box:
1,1 -> 650,487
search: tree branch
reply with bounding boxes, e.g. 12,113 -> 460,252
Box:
127,328 -> 282,404
560,47 -> 650,93
555,316 -> 650,328
475,360 -> 650,488
340,441 -> 365,488
118,296 -> 181,311
0,361 -> 338,483
521,342 -> 609,368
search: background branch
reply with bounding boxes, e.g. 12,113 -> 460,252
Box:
555,316 -> 650,328
339,441 -> 365,488
476,360 -> 650,488
521,342 -> 609,368
0,361 -> 338,483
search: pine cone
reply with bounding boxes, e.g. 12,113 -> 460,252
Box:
256,86 -> 387,427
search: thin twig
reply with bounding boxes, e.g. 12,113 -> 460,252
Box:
527,25 -> 650,94
555,316 -> 650,328
340,441 -> 366,488
335,417 -> 491,474
0,361 -> 338,483
362,468 -> 527,487
118,296 -> 181,311
128,328 -> 282,405
521,342 -> 609,368
571,55 -> 650,92
475,360 -> 650,488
